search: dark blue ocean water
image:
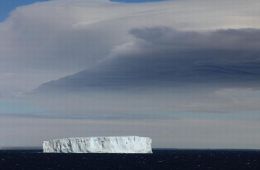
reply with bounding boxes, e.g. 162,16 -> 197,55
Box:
0,149 -> 260,170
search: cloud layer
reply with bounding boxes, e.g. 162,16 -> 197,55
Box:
1,0 -> 260,96
1,0 -> 260,117
36,28 -> 260,93
1,0 -> 260,148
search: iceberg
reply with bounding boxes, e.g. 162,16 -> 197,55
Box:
43,136 -> 152,153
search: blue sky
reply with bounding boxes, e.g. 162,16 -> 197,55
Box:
0,0 -> 48,21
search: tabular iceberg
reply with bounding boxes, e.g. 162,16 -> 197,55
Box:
43,136 -> 152,153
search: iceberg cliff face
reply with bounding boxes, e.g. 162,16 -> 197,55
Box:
43,136 -> 152,153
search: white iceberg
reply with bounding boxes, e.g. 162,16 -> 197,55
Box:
43,136 -> 152,153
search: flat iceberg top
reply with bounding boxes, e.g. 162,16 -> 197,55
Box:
43,136 -> 152,153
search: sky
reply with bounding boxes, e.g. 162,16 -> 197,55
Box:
1,0 -> 260,148
0,0 -> 48,21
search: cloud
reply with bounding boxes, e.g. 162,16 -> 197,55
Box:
36,28 -> 260,93
0,0 -> 260,96
130,27 -> 260,50
30,27 -> 260,118
1,0 -> 260,148
0,0 -> 178,96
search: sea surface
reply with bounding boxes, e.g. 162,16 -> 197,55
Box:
0,149 -> 260,170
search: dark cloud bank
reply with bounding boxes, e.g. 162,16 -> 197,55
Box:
36,27 -> 260,93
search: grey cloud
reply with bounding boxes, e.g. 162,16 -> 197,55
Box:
1,0 -> 260,97
130,28 -> 260,51
36,28 -> 260,93
2,0 -> 260,149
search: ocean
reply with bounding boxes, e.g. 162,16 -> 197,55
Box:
0,149 -> 260,170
